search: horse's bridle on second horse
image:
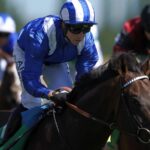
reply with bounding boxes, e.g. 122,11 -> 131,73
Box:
121,75 -> 150,144
65,75 -> 150,144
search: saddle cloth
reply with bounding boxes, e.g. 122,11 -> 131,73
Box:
0,103 -> 54,150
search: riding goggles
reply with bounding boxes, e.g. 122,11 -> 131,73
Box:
66,24 -> 92,34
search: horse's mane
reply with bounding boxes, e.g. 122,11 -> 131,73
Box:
74,52 -> 141,90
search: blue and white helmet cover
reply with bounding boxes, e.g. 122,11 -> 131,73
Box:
0,13 -> 16,33
60,0 -> 96,25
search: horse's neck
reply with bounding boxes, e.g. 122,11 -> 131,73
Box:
75,82 -> 120,117
7,63 -> 21,102
0,63 -> 21,110
8,63 -> 21,87
61,108 -> 111,150
59,83 -> 121,149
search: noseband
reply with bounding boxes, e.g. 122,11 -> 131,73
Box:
121,75 -> 150,144
66,75 -> 150,144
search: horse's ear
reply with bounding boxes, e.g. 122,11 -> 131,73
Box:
140,58 -> 150,77
110,53 -> 129,75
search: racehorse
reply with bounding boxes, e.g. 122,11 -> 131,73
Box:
0,49 -> 21,126
117,57 -> 150,150
24,52 -> 150,150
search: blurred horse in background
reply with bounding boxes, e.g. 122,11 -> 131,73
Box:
24,52 -> 150,150
0,49 -> 21,126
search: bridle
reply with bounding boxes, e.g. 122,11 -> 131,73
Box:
65,75 -> 150,144
121,75 -> 150,144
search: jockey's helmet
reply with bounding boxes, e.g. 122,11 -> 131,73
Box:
60,0 -> 96,25
141,4 -> 150,32
0,13 -> 16,33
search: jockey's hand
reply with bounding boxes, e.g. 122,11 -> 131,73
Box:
48,87 -> 72,106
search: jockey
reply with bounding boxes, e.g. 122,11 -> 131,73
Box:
0,13 -> 17,81
13,0 -> 102,109
3,0 -> 102,140
113,4 -> 150,61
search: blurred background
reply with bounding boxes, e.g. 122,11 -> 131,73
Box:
1,0 -> 149,60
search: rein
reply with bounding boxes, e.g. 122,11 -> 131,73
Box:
0,110 -> 13,112
66,102 -> 115,129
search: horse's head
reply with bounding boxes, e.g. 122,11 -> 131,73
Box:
68,52 -> 150,146
110,53 -> 150,144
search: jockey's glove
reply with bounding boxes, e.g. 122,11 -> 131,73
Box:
48,87 -> 72,106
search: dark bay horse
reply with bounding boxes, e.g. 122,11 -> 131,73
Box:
0,49 -> 21,126
117,57 -> 150,150
24,52 -> 150,150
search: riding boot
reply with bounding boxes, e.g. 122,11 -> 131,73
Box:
3,104 -> 27,141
